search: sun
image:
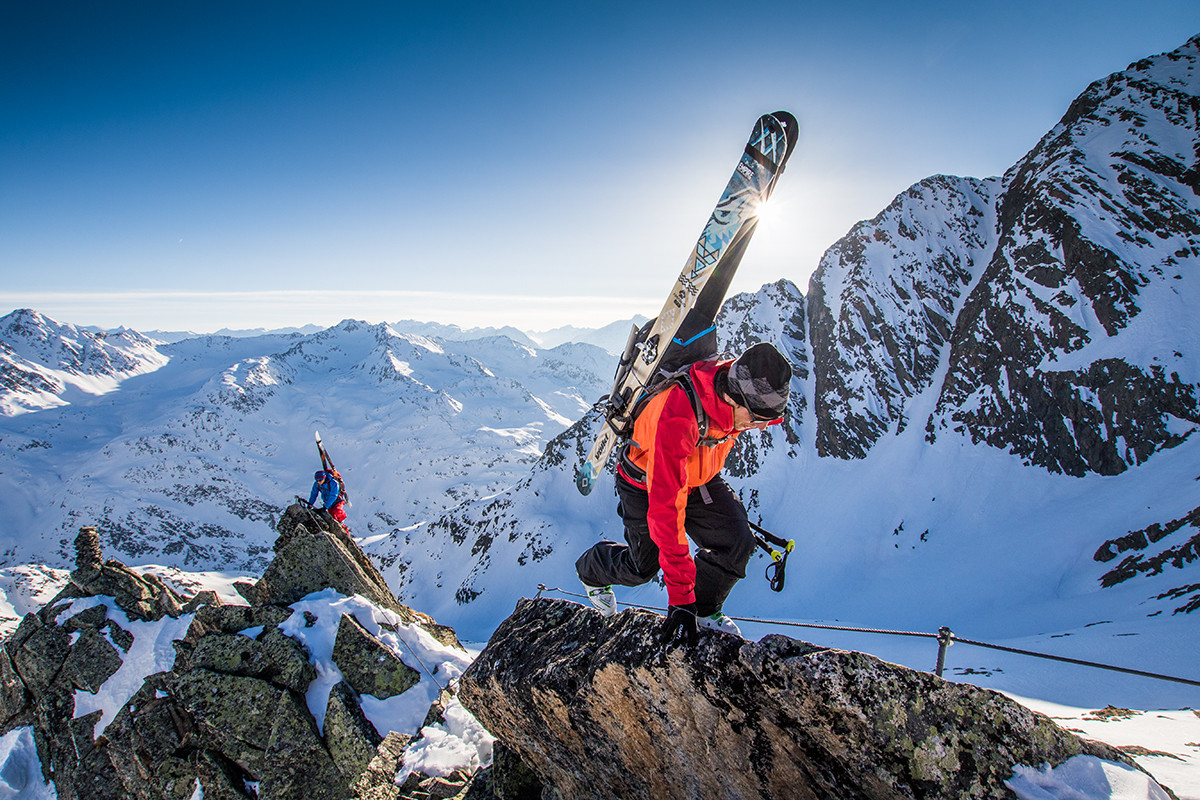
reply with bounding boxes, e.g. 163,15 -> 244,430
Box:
754,195 -> 783,229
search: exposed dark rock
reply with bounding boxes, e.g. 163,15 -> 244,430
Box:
171,669 -> 348,799
325,681 -> 384,782
102,674 -> 205,799
460,598 -> 1163,800
333,613 -> 421,701
350,731 -> 410,800
396,769 -> 473,800
0,526 -> 196,800
59,627 -> 123,693
75,526 -> 104,572
8,613 -> 70,693
182,590 -> 223,613
252,504 -> 399,610
180,628 -> 316,693
0,646 -> 30,728
247,503 -> 464,650
1096,503 -> 1200,609
1,517 -> 479,800
55,528 -> 186,624
183,602 -> 293,641
488,739 -> 545,800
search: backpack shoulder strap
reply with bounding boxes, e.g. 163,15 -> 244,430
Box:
673,373 -> 709,441
630,370 -> 718,445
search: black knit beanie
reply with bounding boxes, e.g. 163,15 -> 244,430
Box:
726,342 -> 792,418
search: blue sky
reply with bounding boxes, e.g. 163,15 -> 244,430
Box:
2,1 -> 1197,333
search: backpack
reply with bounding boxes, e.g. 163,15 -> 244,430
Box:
610,308 -> 727,448
328,468 -> 350,508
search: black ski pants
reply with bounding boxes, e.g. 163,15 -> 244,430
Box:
575,474 -> 754,617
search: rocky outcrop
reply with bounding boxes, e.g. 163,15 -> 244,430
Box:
0,512 -> 488,800
240,503 -> 462,649
0,527 -> 190,798
459,598 -> 1168,800
1094,503 -> 1200,612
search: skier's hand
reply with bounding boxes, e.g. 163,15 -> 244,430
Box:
659,604 -> 698,648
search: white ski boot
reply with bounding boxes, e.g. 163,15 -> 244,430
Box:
698,612 -> 741,636
583,584 -> 617,617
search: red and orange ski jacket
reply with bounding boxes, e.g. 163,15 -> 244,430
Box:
617,359 -> 741,607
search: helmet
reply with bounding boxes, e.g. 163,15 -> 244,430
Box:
314,470 -> 327,481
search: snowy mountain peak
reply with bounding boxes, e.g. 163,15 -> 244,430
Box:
0,308 -> 168,416
925,34 -> 1200,477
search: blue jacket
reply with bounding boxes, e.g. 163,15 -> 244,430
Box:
309,472 -> 342,509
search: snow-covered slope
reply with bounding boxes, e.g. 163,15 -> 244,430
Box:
0,309 -> 168,416
0,318 -> 609,574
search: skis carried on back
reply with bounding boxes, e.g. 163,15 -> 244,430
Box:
575,111 -> 799,496
315,430 -> 350,508
315,430 -> 334,472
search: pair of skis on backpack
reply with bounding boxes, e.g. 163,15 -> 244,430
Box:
576,110 -> 800,591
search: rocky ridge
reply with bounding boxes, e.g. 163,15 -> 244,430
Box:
459,598 -> 1173,800
0,512 -> 491,800
810,35 -> 1200,475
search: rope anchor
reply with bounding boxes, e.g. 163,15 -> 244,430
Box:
935,626 -> 954,677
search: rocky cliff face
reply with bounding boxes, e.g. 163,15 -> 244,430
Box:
809,35 -> 1200,474
0,513 -> 491,800
928,38 -> 1200,476
459,598 -> 1167,800
808,175 -> 999,459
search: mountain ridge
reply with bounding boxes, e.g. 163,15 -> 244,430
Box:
1,34 -> 1198,718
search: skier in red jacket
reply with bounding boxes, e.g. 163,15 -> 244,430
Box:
576,342 -> 792,646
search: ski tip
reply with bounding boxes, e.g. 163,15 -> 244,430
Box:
768,110 -> 800,154
576,463 -> 599,496
769,110 -> 798,129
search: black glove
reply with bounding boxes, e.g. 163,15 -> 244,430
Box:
659,604 -> 698,648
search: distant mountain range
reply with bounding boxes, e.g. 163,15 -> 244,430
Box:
93,318 -> 650,355
2,34 -> 1198,712
0,312 -> 613,571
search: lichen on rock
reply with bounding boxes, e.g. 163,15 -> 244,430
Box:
459,597 -> 1167,800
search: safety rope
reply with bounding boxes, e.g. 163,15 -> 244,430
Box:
533,585 -> 1200,688
391,629 -> 447,694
